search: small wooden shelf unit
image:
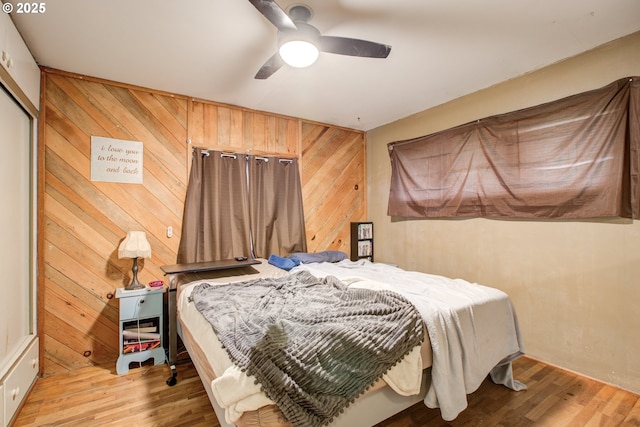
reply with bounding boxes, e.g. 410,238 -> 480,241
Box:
350,222 -> 374,262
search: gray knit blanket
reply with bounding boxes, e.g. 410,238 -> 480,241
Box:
190,270 -> 424,427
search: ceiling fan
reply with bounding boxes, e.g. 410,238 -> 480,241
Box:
248,0 -> 392,79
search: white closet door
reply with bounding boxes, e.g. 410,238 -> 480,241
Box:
0,85 -> 32,370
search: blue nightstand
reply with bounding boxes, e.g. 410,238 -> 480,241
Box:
115,287 -> 166,374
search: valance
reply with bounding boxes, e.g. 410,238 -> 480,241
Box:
388,77 -> 640,219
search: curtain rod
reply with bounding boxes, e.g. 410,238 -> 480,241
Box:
193,146 -> 294,163
254,156 -> 293,164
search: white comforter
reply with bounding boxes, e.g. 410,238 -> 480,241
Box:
291,260 -> 526,421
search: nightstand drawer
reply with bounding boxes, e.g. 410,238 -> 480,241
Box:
119,292 -> 163,319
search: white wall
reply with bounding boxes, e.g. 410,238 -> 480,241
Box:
366,31 -> 640,394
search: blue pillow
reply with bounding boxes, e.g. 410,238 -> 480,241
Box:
321,250 -> 349,262
268,254 -> 300,270
290,250 -> 348,264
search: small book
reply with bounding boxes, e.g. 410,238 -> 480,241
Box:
124,326 -> 157,333
123,330 -> 160,340
123,340 -> 160,354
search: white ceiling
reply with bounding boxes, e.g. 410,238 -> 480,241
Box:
8,0 -> 640,131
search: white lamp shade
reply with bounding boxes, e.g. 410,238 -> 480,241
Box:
118,231 -> 152,259
279,40 -> 319,68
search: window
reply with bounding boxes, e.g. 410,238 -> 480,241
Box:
388,77 -> 640,219
177,149 -> 306,263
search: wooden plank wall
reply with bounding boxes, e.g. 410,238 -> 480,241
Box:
39,68 -> 366,375
301,122 -> 366,252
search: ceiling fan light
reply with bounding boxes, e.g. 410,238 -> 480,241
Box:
279,40 -> 319,68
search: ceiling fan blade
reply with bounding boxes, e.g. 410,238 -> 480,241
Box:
255,53 -> 284,79
320,36 -> 391,58
248,0 -> 297,31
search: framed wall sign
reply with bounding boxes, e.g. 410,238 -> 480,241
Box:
91,136 -> 143,184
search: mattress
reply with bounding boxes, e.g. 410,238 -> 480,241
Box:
176,260 -> 433,426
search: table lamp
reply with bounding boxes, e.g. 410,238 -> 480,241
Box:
118,231 -> 152,290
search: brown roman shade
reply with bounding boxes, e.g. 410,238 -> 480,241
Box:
387,77 -> 640,219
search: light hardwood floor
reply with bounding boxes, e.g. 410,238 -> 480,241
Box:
12,356 -> 640,427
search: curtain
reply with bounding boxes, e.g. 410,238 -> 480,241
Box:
177,149 -> 307,263
177,148 -> 251,263
387,77 -> 640,219
248,155 -> 307,258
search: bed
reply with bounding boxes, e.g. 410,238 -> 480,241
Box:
168,257 -> 525,427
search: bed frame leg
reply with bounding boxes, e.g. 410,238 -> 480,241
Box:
166,363 -> 177,386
